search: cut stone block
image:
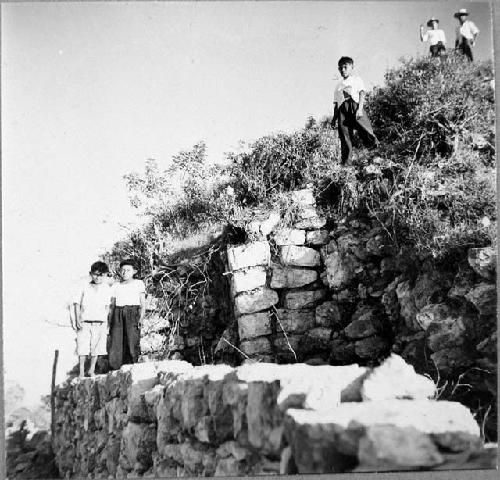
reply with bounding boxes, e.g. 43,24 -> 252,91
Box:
227,242 -> 270,271
235,287 -> 279,315
306,230 -> 330,246
274,309 -> 315,333
274,228 -> 306,246
294,216 -> 327,230
361,354 -> 436,401
280,246 -> 321,267
291,188 -> 315,206
283,290 -> 327,310
238,312 -> 272,340
271,265 -> 318,289
274,334 -> 301,353
285,399 -> 480,474
247,211 -> 281,238
240,337 -> 272,356
232,267 -> 267,294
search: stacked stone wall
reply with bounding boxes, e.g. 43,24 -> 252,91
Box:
52,355 -> 495,478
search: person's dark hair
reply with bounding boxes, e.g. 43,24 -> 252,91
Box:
90,261 -> 109,275
338,56 -> 354,67
119,258 -> 137,270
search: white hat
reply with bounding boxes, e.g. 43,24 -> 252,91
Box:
454,8 -> 470,18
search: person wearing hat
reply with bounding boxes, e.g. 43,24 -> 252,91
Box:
420,17 -> 446,57
454,8 -> 479,61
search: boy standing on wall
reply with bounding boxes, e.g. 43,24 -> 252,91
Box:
331,56 -> 378,165
454,8 -> 479,61
72,261 -> 113,378
108,259 -> 146,370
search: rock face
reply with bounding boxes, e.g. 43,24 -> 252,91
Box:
52,356 -> 493,478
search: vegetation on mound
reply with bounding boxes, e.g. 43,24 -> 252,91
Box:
104,53 -> 495,277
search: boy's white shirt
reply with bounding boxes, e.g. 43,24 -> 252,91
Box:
422,29 -> 446,45
334,75 -> 365,105
112,279 -> 146,306
76,282 -> 112,321
456,20 -> 479,41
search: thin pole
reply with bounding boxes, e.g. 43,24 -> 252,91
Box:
51,349 -> 59,440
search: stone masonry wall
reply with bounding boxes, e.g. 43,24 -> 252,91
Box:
52,354 -> 494,478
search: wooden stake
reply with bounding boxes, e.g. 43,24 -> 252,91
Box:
51,349 -> 59,440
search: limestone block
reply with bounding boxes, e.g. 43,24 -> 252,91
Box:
280,245 -> 321,267
275,308 -> 315,333
247,211 -> 281,237
291,188 -> 315,206
465,283 -> 496,315
306,230 -> 330,246
324,251 -> 361,290
315,301 -> 342,328
354,336 -> 389,359
240,337 -> 272,356
361,354 -> 436,401
285,400 -> 480,473
227,242 -> 270,271
468,246 -> 496,280
358,424 -> 444,470
235,287 -> 279,315
119,422 -> 157,472
274,228 -> 306,246
343,307 -> 383,339
232,267 -> 267,294
238,312 -> 272,340
216,441 -> 252,461
271,264 -> 318,288
214,458 -> 241,476
294,215 -> 327,230
283,290 -> 327,310
274,334 -> 301,354
299,328 -> 332,355
194,416 -> 215,443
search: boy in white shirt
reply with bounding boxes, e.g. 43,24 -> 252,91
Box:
420,17 -> 446,57
108,259 -> 146,370
331,56 -> 378,165
454,8 -> 479,61
73,261 -> 112,378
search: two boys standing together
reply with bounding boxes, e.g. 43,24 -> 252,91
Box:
72,259 -> 145,378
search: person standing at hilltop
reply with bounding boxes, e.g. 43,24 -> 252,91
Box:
454,8 -> 479,61
108,259 -> 146,370
72,261 -> 113,378
331,56 -> 378,165
420,17 -> 446,57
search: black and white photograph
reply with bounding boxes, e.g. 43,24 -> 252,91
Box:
2,1 -> 498,478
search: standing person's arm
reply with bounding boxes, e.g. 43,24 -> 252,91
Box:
108,296 -> 115,331
356,90 -> 366,119
471,21 -> 479,44
419,25 -> 427,42
139,292 -> 146,328
331,102 -> 339,128
73,291 -> 83,330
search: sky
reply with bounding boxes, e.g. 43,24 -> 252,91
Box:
1,1 -> 495,406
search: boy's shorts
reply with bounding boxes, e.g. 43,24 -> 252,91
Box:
77,321 -> 108,356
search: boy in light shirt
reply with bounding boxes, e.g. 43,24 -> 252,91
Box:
108,259 -> 146,370
331,56 -> 378,165
72,261 -> 113,378
420,17 -> 446,57
454,8 -> 479,61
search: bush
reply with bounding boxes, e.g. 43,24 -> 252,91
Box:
367,53 -> 495,161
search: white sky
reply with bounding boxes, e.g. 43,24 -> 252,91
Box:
1,1 -> 494,406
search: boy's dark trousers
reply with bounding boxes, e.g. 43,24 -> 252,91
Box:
108,305 -> 141,370
337,98 -> 377,164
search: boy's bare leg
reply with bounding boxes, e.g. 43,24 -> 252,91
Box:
79,355 -> 86,378
88,355 -> 98,376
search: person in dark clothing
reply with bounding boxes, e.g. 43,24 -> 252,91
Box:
331,56 -> 378,165
108,259 -> 146,370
